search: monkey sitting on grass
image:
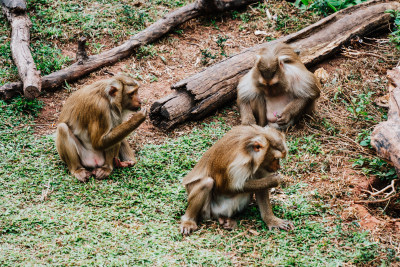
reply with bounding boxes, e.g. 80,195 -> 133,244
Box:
180,125 -> 293,236
56,74 -> 146,182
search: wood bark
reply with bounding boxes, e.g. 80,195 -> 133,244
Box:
2,0 -> 26,12
150,0 -> 400,129
371,66 -> 400,175
2,0 -> 41,99
0,0 -> 259,99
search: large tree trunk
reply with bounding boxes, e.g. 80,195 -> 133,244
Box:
150,0 -> 400,129
371,66 -> 400,175
0,0 -> 259,99
2,0 -> 41,99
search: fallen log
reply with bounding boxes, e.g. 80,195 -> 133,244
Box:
150,0 -> 400,129
2,0 -> 41,99
0,0 -> 259,99
371,66 -> 400,175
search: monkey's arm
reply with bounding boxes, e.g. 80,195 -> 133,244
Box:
241,173 -> 283,192
92,110 -> 146,150
277,98 -> 309,126
239,101 -> 257,125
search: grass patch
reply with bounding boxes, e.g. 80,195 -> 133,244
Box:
294,0 -> 370,16
0,99 -> 391,265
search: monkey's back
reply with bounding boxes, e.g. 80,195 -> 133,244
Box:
182,125 -> 264,190
58,82 -> 112,136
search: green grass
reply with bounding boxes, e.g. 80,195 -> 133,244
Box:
294,0 -> 370,16
387,9 -> 400,49
0,99 -> 394,265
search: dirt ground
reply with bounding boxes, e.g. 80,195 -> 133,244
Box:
32,5 -> 400,257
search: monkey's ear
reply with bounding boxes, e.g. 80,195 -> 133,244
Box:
107,80 -> 123,97
108,86 -> 118,97
278,55 -> 292,68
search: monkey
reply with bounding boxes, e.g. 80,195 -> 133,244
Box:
180,125 -> 293,236
55,73 -> 146,182
237,42 -> 320,130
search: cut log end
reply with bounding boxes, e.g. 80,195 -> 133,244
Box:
24,85 -> 40,99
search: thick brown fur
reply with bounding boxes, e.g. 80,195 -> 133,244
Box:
237,42 -> 321,130
56,74 -> 146,182
180,125 -> 293,236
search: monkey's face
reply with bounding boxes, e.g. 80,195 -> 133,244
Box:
123,86 -> 142,111
265,153 -> 282,172
260,127 -> 287,172
257,57 -> 281,87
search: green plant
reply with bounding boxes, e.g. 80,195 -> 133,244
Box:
352,156 -> 397,180
136,45 -> 158,59
386,10 -> 400,49
299,0 -> 369,16
32,42 -> 72,75
216,35 -> 228,57
346,92 -> 376,122
200,48 -> 216,65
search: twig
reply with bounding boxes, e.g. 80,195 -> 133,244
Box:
361,179 -> 397,197
354,192 -> 400,204
40,178 -> 53,201
342,47 -> 388,62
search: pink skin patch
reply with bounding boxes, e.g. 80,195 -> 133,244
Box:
273,111 -> 278,117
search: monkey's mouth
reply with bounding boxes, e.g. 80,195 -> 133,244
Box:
266,158 -> 280,172
131,106 -> 141,112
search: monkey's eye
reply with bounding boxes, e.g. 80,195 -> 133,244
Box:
253,144 -> 262,152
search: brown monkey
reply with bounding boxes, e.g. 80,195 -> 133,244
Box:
56,74 -> 146,182
237,42 -> 320,130
180,125 -> 293,236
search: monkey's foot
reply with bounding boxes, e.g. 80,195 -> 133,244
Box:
93,167 -> 112,180
72,168 -> 92,183
113,158 -> 136,168
265,217 -> 294,231
180,220 -> 198,236
218,217 -> 237,230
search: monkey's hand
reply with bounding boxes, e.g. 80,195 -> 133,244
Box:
263,215 -> 294,231
139,107 -> 148,118
276,111 -> 291,125
127,108 -> 147,127
269,173 -> 284,188
180,219 -> 198,236
132,107 -> 147,120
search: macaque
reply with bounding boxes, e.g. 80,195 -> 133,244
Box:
237,42 -> 320,130
180,125 -> 293,236
56,74 -> 146,182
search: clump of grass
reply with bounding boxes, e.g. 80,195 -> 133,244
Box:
136,45 -> 158,59
31,42 -> 72,75
200,48 -> 216,65
294,0 -> 369,16
386,9 -> 400,49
